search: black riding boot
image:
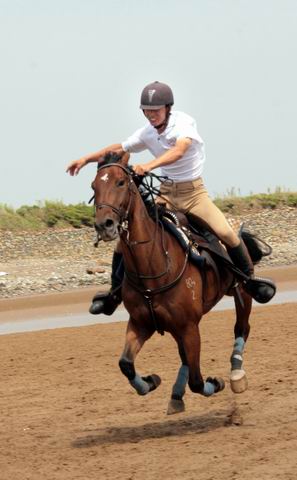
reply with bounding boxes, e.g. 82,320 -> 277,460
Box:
228,240 -> 254,277
228,240 -> 276,303
89,251 -> 124,315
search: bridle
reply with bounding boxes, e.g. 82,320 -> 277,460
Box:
91,162 -> 169,262
90,162 -> 136,230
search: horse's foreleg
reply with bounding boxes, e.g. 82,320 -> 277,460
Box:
167,343 -> 189,415
182,324 -> 225,397
230,288 -> 252,393
118,319 -> 161,396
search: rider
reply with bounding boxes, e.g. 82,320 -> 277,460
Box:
67,81 -> 274,314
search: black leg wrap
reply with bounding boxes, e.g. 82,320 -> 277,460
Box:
171,394 -> 183,401
188,379 -> 204,394
230,355 -> 243,370
119,357 -> 136,381
206,376 -> 225,393
141,374 -> 161,392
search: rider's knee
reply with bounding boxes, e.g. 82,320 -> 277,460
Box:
220,229 -> 239,248
119,357 -> 135,380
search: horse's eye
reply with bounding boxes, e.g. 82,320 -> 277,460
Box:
117,179 -> 125,187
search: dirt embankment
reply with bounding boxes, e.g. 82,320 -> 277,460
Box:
0,206 -> 296,298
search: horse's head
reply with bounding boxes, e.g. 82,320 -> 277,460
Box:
91,151 -> 134,241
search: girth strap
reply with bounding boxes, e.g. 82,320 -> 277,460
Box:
125,247 -> 189,335
144,296 -> 164,336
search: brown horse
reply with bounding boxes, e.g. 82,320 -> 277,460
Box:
91,152 -> 254,414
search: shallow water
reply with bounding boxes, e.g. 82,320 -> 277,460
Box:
0,289 -> 296,336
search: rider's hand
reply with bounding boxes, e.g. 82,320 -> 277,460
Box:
133,164 -> 150,176
66,158 -> 87,176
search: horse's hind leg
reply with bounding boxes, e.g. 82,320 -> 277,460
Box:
182,324 -> 225,398
230,288 -> 252,394
119,319 -> 161,396
167,342 -> 189,415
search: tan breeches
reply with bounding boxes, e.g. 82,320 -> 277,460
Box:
158,177 -> 240,248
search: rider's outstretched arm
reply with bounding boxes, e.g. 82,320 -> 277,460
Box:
133,137 -> 192,175
66,143 -> 125,176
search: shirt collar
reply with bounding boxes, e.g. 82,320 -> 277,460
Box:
159,111 -> 176,136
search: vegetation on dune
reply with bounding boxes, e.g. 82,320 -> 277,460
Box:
214,190 -> 297,213
0,190 -> 296,231
0,201 -> 94,231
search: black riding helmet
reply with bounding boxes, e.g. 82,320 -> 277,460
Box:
140,81 -> 174,110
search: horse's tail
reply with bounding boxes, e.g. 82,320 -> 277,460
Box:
241,227 -> 272,265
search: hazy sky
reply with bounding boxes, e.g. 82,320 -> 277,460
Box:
1,0 -> 296,207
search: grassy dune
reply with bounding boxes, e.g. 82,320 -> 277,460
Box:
0,191 -> 296,231
214,191 -> 297,214
0,201 -> 94,231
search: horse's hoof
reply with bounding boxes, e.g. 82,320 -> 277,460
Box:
215,377 -> 225,392
167,398 -> 185,415
141,374 -> 161,393
206,376 -> 225,393
230,369 -> 248,393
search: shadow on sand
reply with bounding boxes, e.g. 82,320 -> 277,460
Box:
72,409 -> 230,448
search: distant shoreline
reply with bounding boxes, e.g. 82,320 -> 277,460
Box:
0,264 -> 296,322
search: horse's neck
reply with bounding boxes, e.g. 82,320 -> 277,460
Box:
120,194 -> 166,274
124,193 -> 157,244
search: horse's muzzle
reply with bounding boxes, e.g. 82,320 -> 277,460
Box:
94,217 -> 119,241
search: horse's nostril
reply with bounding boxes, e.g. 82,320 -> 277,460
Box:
94,219 -> 115,233
105,219 -> 114,228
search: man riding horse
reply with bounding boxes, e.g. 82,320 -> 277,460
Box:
67,81 -> 274,314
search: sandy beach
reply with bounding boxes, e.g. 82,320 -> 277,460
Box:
0,264 -> 296,479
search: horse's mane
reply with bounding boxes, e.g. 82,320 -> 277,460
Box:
98,152 -> 123,169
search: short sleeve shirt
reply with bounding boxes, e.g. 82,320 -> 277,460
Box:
121,111 -> 205,182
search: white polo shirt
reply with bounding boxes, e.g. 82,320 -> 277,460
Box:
121,111 -> 205,182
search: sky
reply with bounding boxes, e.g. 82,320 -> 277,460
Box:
0,0 -> 296,207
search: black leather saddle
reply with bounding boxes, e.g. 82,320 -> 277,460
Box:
158,208 -> 276,304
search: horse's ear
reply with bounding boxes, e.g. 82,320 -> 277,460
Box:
120,151 -> 130,166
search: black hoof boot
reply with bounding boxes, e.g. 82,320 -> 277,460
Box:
141,374 -> 161,392
206,376 -> 225,393
89,291 -> 121,315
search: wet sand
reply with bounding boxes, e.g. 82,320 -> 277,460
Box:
0,264 -> 296,323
